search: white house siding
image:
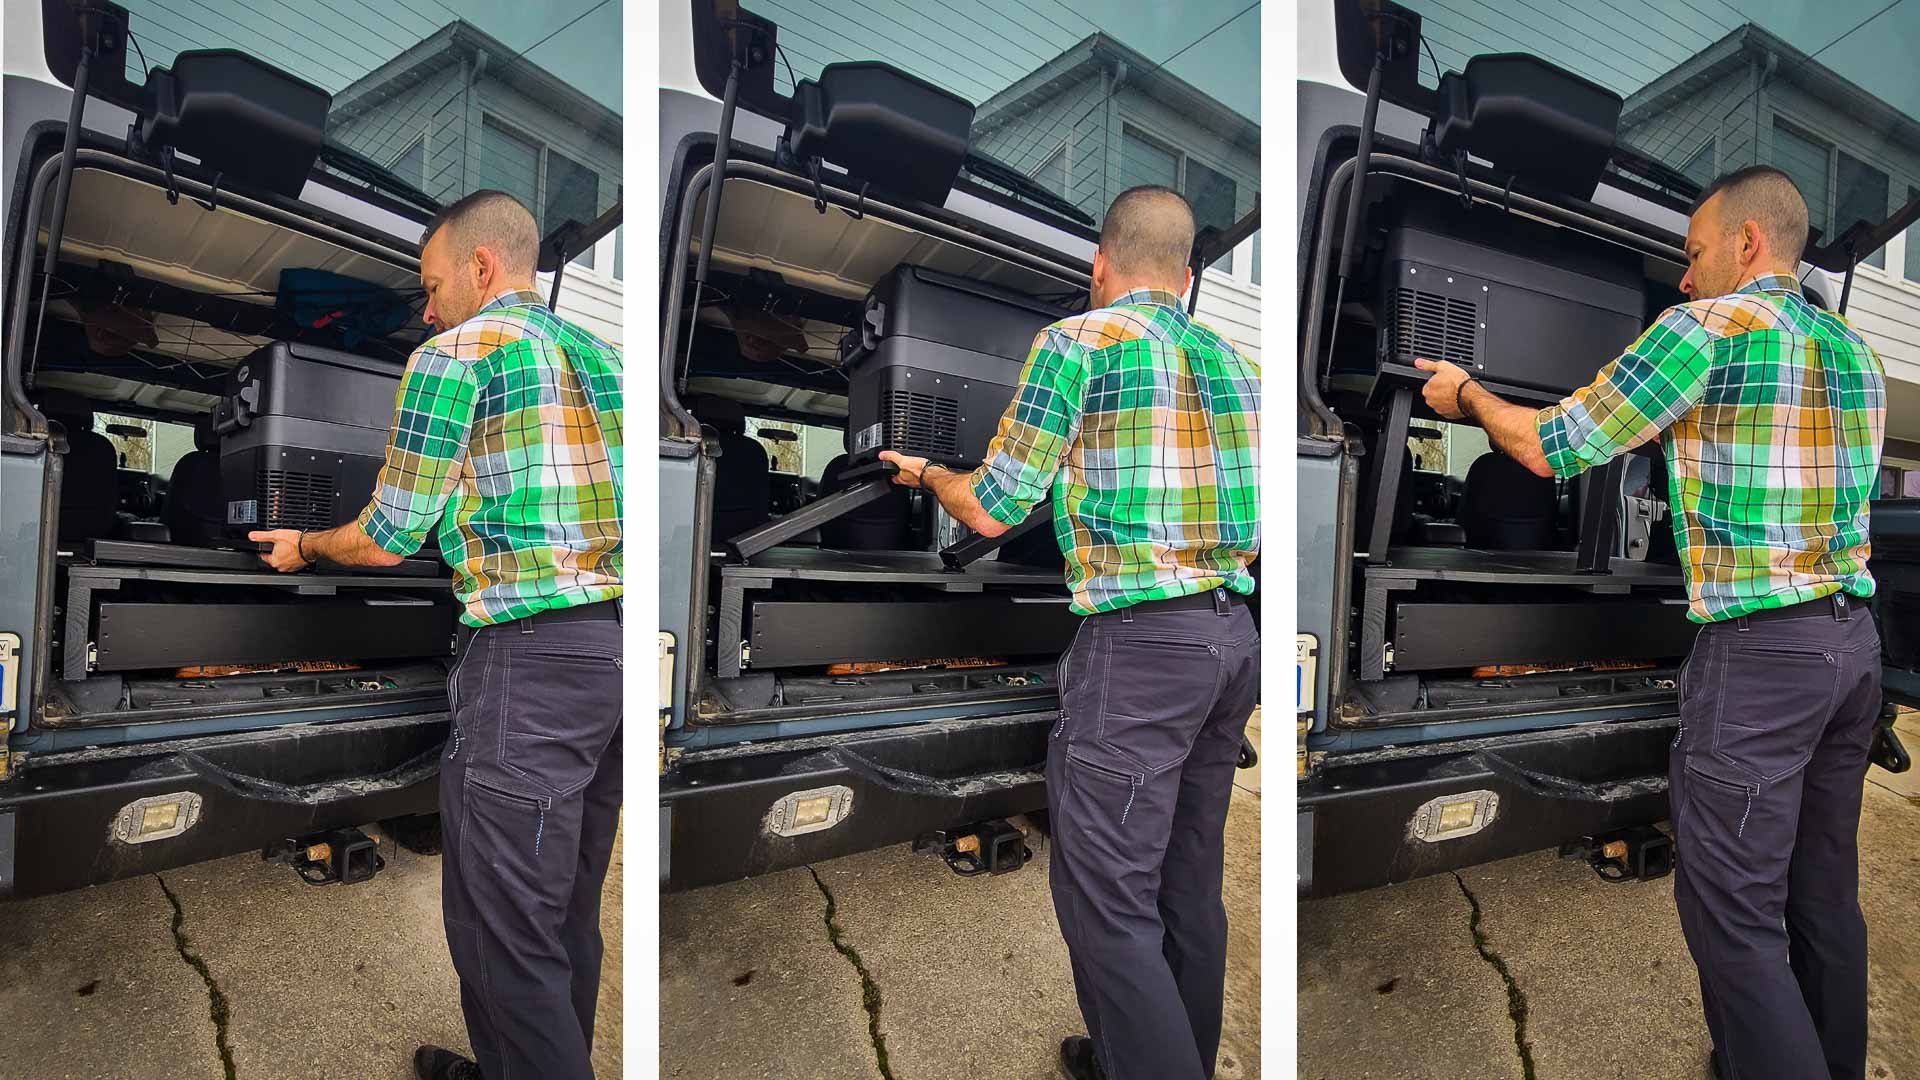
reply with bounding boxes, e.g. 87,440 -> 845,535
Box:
1194,271 -> 1260,361
540,244 -> 625,349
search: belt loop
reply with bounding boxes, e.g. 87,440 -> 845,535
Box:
520,614 -> 536,635
1832,592 -> 1848,621
615,597 -> 624,626
1734,614 -> 1749,633
1213,587 -> 1230,616
1120,605 -> 1135,624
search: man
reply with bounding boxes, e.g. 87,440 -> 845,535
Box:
1416,166 -> 1884,1080
881,185 -> 1261,1080
252,190 -> 624,1080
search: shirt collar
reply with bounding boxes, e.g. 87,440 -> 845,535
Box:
478,288 -> 547,315
1736,272 -> 1803,298
1111,287 -> 1185,310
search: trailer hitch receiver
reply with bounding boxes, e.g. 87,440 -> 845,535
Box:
264,826 -> 386,886
1568,824 -> 1672,883
914,820 -> 1033,878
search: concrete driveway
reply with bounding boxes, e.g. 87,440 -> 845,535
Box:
661,713 -> 1264,1080
1299,708 -> 1920,1080
0,823 -> 623,1080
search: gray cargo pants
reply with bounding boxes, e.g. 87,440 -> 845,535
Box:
441,602 -> 623,1080
1671,591 -> 1879,1080
1047,587 -> 1261,1080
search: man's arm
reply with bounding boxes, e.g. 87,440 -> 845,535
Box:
255,342 -> 479,573
1416,306 -> 1715,480
1413,363 -> 1553,477
883,326 -> 1089,536
251,522 -> 404,572
877,455 -> 1009,537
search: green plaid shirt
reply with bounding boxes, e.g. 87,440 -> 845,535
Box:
968,288 -> 1261,615
1537,273 -> 1884,623
357,289 -> 623,626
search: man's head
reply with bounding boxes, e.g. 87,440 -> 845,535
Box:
1091,186 -> 1196,309
419,190 -> 541,330
1681,166 -> 1809,301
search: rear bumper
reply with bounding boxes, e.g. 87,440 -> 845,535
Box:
0,712 -> 445,899
660,710 -> 1052,892
1298,716 -> 1676,898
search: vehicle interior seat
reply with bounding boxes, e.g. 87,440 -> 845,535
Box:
704,401 -> 773,547
163,415 -> 227,547
1461,451 -> 1558,550
41,398 -> 120,542
818,452 -> 912,550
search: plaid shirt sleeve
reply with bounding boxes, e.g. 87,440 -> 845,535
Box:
356,342 -> 479,556
1536,306 -> 1717,479
969,327 -> 1092,527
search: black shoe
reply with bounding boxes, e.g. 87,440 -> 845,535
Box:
1059,1035 -> 1104,1080
414,1045 -> 481,1080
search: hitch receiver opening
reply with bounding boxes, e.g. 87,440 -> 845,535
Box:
914,819 -> 1033,878
1566,824 -> 1673,883
263,827 -> 386,886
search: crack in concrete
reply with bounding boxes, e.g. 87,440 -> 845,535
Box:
1452,872 -> 1536,1080
156,874 -> 238,1080
807,866 -> 896,1080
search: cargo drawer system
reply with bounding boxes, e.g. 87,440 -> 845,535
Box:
59,541 -> 456,683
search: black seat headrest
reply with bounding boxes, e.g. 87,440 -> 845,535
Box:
1462,452 -> 1557,550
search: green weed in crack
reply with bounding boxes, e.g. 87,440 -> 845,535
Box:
157,874 -> 238,1080
1452,872 -> 1536,1080
808,866 -> 895,1080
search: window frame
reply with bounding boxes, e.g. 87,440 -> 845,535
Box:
480,111 -> 604,272
1769,106 -> 1908,284
1113,118 -> 1260,291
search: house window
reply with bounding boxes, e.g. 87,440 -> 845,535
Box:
1907,186 -> 1920,285
480,116 -> 541,212
1836,151 -> 1889,270
1679,139 -> 1714,190
1036,143 -> 1069,200
547,150 -> 599,270
389,135 -> 426,189
1119,125 -> 1243,275
1251,231 -> 1260,287
613,226 -> 624,282
480,115 -> 602,270
1185,158 -> 1238,273
1772,118 -> 1894,271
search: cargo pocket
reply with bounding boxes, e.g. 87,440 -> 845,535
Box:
1063,741 -> 1146,832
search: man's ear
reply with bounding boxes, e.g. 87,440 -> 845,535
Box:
1739,220 -> 1763,270
471,244 -> 499,292
1090,250 -> 1109,293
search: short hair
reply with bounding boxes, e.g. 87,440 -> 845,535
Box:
1691,166 -> 1810,267
1098,185 -> 1195,282
421,189 -> 541,277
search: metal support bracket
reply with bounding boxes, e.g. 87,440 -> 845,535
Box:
727,479 -> 895,561
940,506 -> 1053,570
1365,386 -> 1414,564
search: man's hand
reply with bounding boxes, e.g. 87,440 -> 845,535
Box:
1414,358 -> 1473,421
250,529 -> 311,573
878,450 -> 931,488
